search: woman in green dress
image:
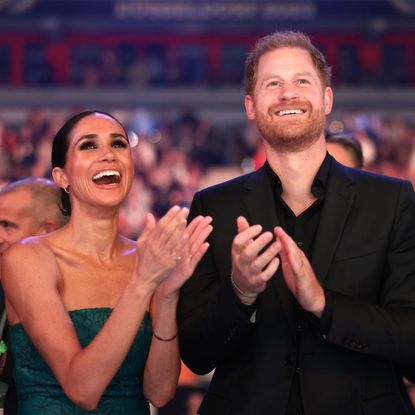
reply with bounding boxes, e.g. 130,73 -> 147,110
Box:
1,110 -> 212,414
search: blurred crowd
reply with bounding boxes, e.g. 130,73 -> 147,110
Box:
6,40 -> 415,88
0,108 -> 414,239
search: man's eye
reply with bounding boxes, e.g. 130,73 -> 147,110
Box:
267,81 -> 280,87
112,140 -> 128,148
298,79 -> 309,85
79,141 -> 96,150
0,221 -> 15,230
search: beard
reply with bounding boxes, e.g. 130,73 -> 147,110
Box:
255,100 -> 326,153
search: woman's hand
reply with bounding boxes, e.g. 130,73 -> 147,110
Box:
134,206 -> 190,289
157,215 -> 213,298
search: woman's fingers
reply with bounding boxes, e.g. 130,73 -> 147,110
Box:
136,213 -> 156,246
184,215 -> 205,239
186,216 -> 213,248
187,242 -> 210,273
152,205 -> 186,243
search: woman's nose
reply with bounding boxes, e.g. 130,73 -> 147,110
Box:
100,145 -> 116,162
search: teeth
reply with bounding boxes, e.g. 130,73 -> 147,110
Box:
92,170 -> 121,180
277,109 -> 304,116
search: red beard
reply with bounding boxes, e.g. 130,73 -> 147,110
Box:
255,99 -> 326,153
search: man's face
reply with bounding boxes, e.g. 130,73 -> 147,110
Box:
245,47 -> 333,153
0,189 -> 41,254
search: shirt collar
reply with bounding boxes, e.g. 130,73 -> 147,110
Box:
264,152 -> 332,199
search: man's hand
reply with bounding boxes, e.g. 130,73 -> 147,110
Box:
231,216 -> 281,304
274,226 -> 325,317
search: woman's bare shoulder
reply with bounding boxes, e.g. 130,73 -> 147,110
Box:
2,234 -> 60,279
5,233 -> 55,255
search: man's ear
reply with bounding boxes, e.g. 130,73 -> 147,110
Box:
245,95 -> 256,121
38,220 -> 58,235
52,167 -> 68,190
324,86 -> 334,115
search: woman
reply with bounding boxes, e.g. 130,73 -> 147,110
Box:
1,111 -> 213,414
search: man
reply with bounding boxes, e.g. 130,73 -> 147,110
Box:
0,177 -> 68,414
178,31 -> 415,415
326,131 -> 364,168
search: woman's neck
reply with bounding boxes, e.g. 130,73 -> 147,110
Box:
58,206 -> 125,261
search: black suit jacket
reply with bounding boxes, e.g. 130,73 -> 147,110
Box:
178,157 -> 415,415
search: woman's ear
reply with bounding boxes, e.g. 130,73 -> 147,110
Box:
52,167 -> 68,189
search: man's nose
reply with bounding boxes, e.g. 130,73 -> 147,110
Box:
279,83 -> 299,100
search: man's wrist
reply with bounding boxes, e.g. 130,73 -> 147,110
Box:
309,289 -> 326,318
230,273 -> 258,305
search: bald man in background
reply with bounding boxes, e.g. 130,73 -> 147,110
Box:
0,177 -> 68,414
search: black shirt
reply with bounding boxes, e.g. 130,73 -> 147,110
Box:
265,153 -> 332,415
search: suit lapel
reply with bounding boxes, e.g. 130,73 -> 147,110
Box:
242,165 -> 279,232
242,166 -> 295,337
311,160 -> 356,286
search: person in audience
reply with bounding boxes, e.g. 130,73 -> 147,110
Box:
326,131 -> 364,168
0,177 -> 68,415
177,31 -> 415,415
1,110 -> 212,414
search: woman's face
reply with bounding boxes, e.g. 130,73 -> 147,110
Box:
54,113 -> 134,212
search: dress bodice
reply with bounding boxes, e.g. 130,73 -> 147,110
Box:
9,308 -> 152,414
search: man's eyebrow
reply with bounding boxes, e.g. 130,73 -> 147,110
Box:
261,71 -> 315,83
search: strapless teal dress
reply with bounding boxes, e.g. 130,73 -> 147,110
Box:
8,308 -> 152,414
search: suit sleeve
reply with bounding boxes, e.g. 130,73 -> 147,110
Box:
322,180 -> 415,367
177,191 -> 255,375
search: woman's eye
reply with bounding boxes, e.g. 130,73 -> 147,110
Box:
79,141 -> 96,150
112,139 -> 128,148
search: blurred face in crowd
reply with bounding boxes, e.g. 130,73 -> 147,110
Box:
52,113 -> 134,213
0,189 -> 43,254
327,142 -> 359,168
245,47 -> 333,153
327,143 -> 357,167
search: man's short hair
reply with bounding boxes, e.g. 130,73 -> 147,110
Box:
244,30 -> 332,96
0,177 -> 68,228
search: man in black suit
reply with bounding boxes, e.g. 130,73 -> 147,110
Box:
0,177 -> 68,414
177,31 -> 415,415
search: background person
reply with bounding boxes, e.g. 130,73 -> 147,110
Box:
325,131 -> 364,168
0,177 -> 68,257
0,177 -> 68,415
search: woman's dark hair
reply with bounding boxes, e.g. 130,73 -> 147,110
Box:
325,131 -> 364,169
51,110 -> 127,216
